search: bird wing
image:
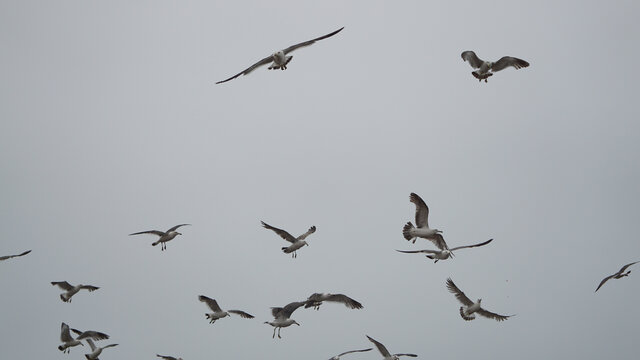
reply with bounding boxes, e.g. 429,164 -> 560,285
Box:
261,221 -> 297,243
337,348 -> 373,357
323,294 -> 363,309
85,339 -> 97,351
80,285 -> 99,292
446,278 -> 474,306
477,308 -> 513,321
281,27 -> 344,54
366,335 -> 391,358
461,51 -> 484,69
216,55 -> 274,84
595,274 -> 616,292
409,193 -> 429,228
103,343 -> 119,349
157,355 -> 177,360
167,224 -> 191,232
0,250 -> 31,261
228,310 -> 255,319
449,238 -> 494,251
296,226 -> 317,241
491,56 -> 529,72
198,295 -> 223,312
394,354 -> 418,358
60,322 -> 74,342
51,281 -> 74,291
430,233 -> 448,250
129,230 -> 165,237
618,261 -> 640,273
396,249 -> 439,254
277,301 -> 306,318
72,330 -> 109,341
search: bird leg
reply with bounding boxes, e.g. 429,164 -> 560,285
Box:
277,327 -> 282,338
272,327 -> 277,338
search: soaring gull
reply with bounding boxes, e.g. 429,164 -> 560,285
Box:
261,221 -> 316,258
58,322 -> 109,354
402,193 -> 444,245
595,261 -> 639,292
366,335 -> 417,360
216,27 -> 344,84
83,338 -> 118,360
129,224 -> 190,251
446,278 -> 512,321
461,51 -> 529,82
198,295 -> 255,324
305,292 -> 363,310
0,249 -> 31,261
396,239 -> 493,263
264,301 -> 306,339
51,281 -> 99,303
328,348 -> 373,360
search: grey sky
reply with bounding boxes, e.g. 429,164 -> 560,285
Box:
1,0 -> 639,359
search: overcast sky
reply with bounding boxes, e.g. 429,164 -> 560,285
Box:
1,0 -> 640,359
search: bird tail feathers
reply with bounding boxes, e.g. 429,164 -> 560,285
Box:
460,307 -> 475,321
402,222 -> 415,241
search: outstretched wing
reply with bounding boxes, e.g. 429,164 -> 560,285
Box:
491,56 -> 529,72
322,294 -> 363,309
129,230 -> 165,237
296,226 -> 316,241
477,308 -> 513,322
80,285 -> 99,292
450,239 -> 494,251
595,274 -> 616,292
216,55 -> 274,84
394,354 -> 418,358
430,233 -> 448,251
282,27 -> 344,54
60,322 -> 74,342
228,310 -> 255,319
274,301 -> 306,318
157,355 -> 178,360
409,193 -> 429,228
396,249 -> 439,254
198,295 -> 222,312
446,278 -> 474,306
71,329 -> 110,341
336,348 -> 373,357
0,250 -> 31,261
51,281 -> 74,291
167,224 -> 191,232
261,221 -> 297,243
618,261 -> 640,273
366,335 -> 391,358
85,339 -> 97,352
461,51 -> 484,68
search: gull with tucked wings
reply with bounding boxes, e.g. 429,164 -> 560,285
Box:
216,27 -> 344,84
396,239 -> 493,263
0,249 -> 31,261
595,261 -> 639,292
261,221 -> 316,258
198,295 -> 255,324
461,51 -> 529,82
305,292 -> 363,310
402,193 -> 444,246
446,278 -> 512,321
264,301 -> 306,339
129,224 -> 190,251
51,281 -> 99,303
328,348 -> 373,360
366,335 -> 417,360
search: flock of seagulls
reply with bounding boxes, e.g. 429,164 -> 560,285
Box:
2,23 -> 637,360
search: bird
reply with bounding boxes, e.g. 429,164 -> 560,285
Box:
198,295 -> 255,324
129,224 -> 190,251
396,239 -> 494,263
58,322 -> 109,354
446,278 -> 512,321
0,249 -> 31,261
402,193 -> 444,246
216,27 -> 344,84
261,221 -> 316,258
461,50 -> 529,82
595,261 -> 639,292
304,293 -> 364,310
264,301 -> 306,338
83,338 -> 118,360
157,355 -> 183,360
51,281 -> 99,303
328,348 -> 373,360
366,335 -> 417,359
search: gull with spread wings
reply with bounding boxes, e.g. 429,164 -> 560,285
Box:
446,278 -> 513,322
461,51 -> 529,82
402,193 -> 444,245
0,249 -> 31,261
157,355 -> 182,360
58,322 -> 109,353
198,295 -> 255,324
261,221 -> 316,258
51,281 -> 99,303
264,301 -> 306,339
129,224 -> 190,251
396,239 -> 493,263
595,261 -> 639,292
83,338 -> 118,360
328,348 -> 373,360
305,292 -> 363,310
216,27 -> 344,84
366,335 -> 417,360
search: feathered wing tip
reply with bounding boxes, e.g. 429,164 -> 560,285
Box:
402,222 -> 415,241
459,307 -> 475,321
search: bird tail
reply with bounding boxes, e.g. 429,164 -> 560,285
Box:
402,222 -> 415,241
460,307 -> 475,321
60,294 -> 70,302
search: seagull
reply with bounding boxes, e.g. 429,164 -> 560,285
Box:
83,338 -> 118,360
261,221 -> 316,258
58,322 -> 109,353
264,301 -> 306,338
366,335 -> 417,359
396,239 -> 493,263
0,249 -> 31,261
461,51 -> 529,82
402,193 -> 444,246
216,27 -> 344,84
198,295 -> 255,324
51,281 -> 99,303
446,278 -> 512,321
157,355 -> 183,360
328,348 -> 373,360
304,293 -> 363,310
595,261 -> 639,292
129,224 -> 190,251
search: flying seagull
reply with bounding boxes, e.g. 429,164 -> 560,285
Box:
198,295 -> 255,324
261,221 -> 316,258
595,261 -> 639,292
157,355 -> 183,360
328,348 -> 373,360
366,335 -> 417,360
83,338 -> 118,360
58,322 -> 109,353
305,292 -> 363,310
396,239 -> 493,263
0,249 -> 31,261
461,51 -> 529,82
264,301 -> 306,339
403,193 -> 444,246
51,281 -> 99,303
216,27 -> 344,84
129,224 -> 190,251
446,278 -> 512,321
